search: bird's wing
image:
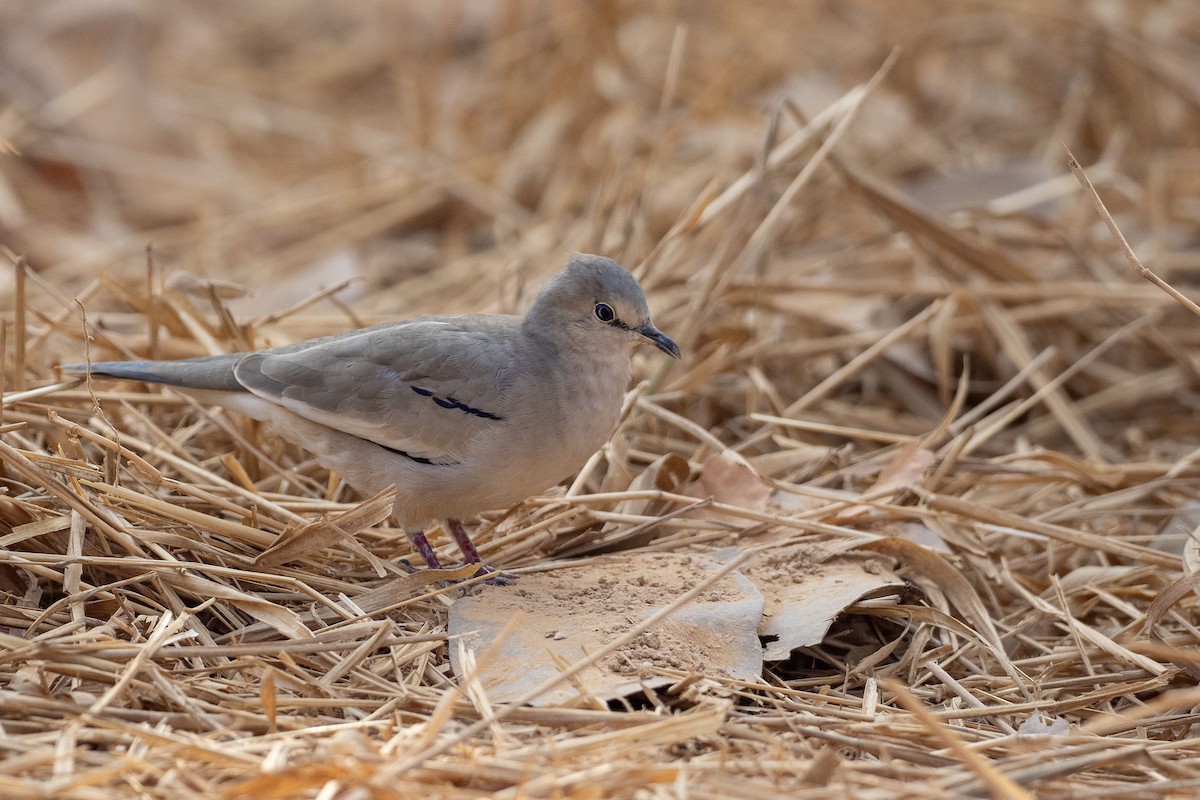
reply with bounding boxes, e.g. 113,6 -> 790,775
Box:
233,317 -> 519,465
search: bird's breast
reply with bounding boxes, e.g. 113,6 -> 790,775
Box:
477,350 -> 630,492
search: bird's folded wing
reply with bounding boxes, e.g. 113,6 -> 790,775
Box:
232,320 -> 515,465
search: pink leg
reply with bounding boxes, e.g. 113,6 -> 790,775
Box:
405,529 -> 442,570
446,517 -> 483,563
403,525 -> 510,584
446,518 -> 514,584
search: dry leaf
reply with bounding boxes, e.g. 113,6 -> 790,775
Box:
740,544 -> 906,661
686,452 -> 772,528
694,453 -> 771,509
836,441 -> 935,521
448,553 -> 764,705
618,452 -> 691,516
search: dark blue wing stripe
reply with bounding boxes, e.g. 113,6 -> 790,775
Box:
409,385 -> 502,421
378,442 -> 438,465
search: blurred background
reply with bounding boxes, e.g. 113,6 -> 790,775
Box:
2,0 -> 1199,457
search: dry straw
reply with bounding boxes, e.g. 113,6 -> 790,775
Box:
3,2 -> 1200,798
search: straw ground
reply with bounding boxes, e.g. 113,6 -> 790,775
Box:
3,3 -> 1200,798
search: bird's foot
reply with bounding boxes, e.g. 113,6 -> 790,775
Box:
469,562 -> 517,586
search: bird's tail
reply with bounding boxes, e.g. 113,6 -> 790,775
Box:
60,354 -> 245,392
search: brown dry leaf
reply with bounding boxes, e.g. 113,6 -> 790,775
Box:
835,441 -> 935,521
686,452 -> 771,528
255,487 -> 396,568
448,553 -> 764,705
868,442 -> 937,495
612,452 -> 691,523
741,544 -> 906,661
694,453 -> 771,509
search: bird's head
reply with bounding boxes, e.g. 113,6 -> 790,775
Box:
525,254 -> 681,360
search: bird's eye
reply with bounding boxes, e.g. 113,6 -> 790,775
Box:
594,302 -> 616,323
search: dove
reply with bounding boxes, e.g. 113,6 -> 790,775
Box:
62,254 -> 681,578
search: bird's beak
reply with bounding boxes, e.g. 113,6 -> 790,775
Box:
636,323 -> 682,359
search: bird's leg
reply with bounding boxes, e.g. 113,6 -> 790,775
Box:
446,517 -> 484,563
446,518 -> 514,584
405,529 -> 443,570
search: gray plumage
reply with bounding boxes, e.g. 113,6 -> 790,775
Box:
62,254 -> 680,575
